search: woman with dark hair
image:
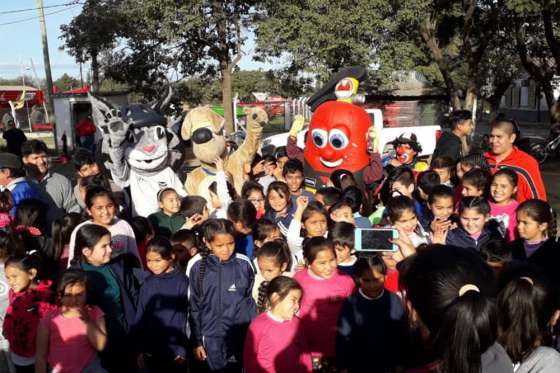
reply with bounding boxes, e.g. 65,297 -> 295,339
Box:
401,245 -> 513,373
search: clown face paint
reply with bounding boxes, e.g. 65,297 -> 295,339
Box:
395,143 -> 416,165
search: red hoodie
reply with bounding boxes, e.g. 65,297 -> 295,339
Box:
3,280 -> 55,357
485,147 -> 547,203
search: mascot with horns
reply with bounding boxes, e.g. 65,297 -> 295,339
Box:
89,91 -> 186,217
287,66 -> 383,191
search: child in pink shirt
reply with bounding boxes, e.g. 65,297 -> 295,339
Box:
35,269 -> 107,373
293,237 -> 355,370
489,169 -> 519,241
244,276 -> 312,373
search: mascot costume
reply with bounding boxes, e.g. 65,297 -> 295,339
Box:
89,93 -> 186,217
181,106 -> 268,195
287,66 -> 383,191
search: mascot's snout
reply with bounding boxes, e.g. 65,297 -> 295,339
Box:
192,128 -> 213,144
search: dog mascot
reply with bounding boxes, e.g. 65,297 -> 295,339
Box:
181,106 -> 268,195
89,93 -> 186,217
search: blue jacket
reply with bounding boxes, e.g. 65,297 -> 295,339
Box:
7,177 -> 42,216
446,221 -> 503,251
336,290 -> 406,372
187,252 -> 256,347
133,269 -> 189,359
235,234 -> 254,258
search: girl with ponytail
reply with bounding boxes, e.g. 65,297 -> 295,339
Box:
252,240 -> 292,313
402,245 -> 512,373
509,199 -> 560,288
497,266 -> 560,371
244,276 -> 312,373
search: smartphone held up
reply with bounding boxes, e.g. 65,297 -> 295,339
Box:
354,228 -> 399,253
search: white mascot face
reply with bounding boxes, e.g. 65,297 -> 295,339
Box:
125,125 -> 171,172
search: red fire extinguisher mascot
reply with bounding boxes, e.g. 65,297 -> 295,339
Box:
287,66 -> 383,191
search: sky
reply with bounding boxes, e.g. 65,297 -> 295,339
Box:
0,0 -> 275,82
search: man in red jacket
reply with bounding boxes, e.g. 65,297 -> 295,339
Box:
484,119 -> 546,202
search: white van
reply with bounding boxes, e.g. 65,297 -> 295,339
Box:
261,108 -> 442,157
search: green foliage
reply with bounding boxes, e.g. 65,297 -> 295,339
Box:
255,0 -> 393,81
0,76 -> 40,88
59,0 -> 120,62
176,69 -> 313,107
53,73 -> 81,91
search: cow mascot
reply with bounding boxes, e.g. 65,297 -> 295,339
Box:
89,92 -> 186,217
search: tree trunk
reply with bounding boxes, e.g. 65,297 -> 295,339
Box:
487,96 -> 502,121
221,61 -> 234,135
540,83 -> 559,124
464,89 -> 476,111
91,50 -> 100,93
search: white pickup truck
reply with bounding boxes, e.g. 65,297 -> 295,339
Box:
261,108 -> 442,158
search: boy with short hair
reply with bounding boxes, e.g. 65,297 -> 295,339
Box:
328,221 -> 357,276
426,185 -> 457,235
416,170 -> 441,228
72,147 -> 130,213
180,196 -> 209,229
21,139 -> 79,223
336,256 -> 406,373
282,158 -> 314,201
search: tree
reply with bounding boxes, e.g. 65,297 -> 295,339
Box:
0,76 -> 40,88
176,69 -> 313,108
59,0 -> 122,92
54,73 -> 80,91
256,0 -> 520,113
105,0 -> 257,133
507,0 -> 560,123
254,1 -> 392,82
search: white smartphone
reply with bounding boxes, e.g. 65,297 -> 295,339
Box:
354,228 -> 399,252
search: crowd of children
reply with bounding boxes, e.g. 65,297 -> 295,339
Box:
0,114 -> 558,373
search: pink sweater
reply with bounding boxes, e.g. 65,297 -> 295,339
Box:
293,269 -> 355,358
490,200 -> 519,241
244,312 -> 312,373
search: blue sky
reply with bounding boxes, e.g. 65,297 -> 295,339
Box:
0,1 -> 274,81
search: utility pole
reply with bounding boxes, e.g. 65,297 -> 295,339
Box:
36,0 -> 58,152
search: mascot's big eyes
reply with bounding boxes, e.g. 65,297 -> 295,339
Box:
329,129 -> 349,150
156,126 -> 165,139
311,129 -> 328,148
127,132 -> 136,143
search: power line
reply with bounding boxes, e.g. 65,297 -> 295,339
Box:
0,1 -> 81,15
0,3 -> 83,26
